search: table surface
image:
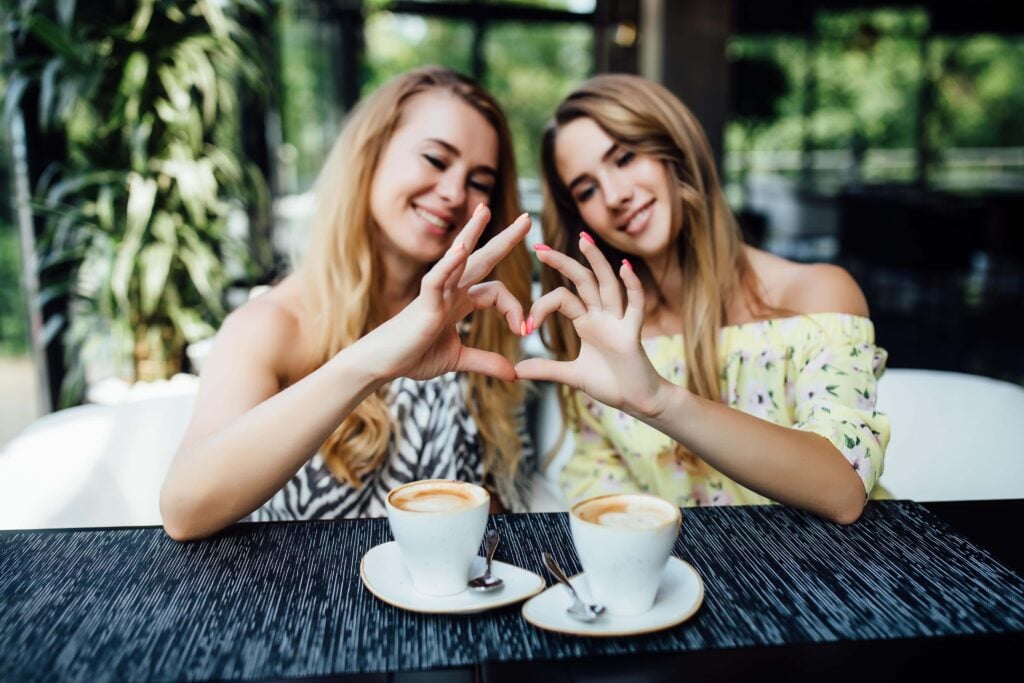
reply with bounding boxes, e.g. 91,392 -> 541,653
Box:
2,500 -> 1022,683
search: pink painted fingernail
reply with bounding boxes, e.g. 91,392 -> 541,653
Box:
580,231 -> 595,245
622,258 -> 632,271
527,316 -> 535,335
518,212 -> 530,222
520,320 -> 527,336
533,243 -> 552,252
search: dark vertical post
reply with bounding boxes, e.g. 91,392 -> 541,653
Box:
5,38 -> 68,411
914,29 -> 933,190
471,0 -> 485,81
595,0 -> 640,75
654,0 -> 733,165
328,0 -> 364,111
800,34 -> 817,188
240,6 -> 277,283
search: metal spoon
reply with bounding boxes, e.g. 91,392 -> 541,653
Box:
542,552 -> 605,622
468,528 -> 504,592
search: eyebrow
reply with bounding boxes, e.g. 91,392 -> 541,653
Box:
567,142 -> 619,192
426,138 -> 497,177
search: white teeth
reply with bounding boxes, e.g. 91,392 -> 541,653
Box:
626,205 -> 651,231
415,207 -> 449,229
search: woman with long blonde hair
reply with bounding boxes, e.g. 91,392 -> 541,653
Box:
161,67 -> 533,540
519,74 -> 890,524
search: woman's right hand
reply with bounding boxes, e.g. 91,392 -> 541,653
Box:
514,233 -> 676,418
356,204 -> 531,383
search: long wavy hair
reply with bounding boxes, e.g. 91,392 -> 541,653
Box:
539,75 -> 774,444
302,66 -> 532,488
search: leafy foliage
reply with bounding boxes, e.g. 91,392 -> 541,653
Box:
1,0 -> 269,402
728,9 -> 1024,159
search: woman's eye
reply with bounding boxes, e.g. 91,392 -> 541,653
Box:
423,154 -> 445,170
616,151 -> 636,167
468,179 -> 493,193
576,186 -> 596,202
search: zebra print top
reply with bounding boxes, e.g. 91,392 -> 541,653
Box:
248,372 -> 534,520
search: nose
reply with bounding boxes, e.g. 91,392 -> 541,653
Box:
602,170 -> 633,210
435,168 -> 467,208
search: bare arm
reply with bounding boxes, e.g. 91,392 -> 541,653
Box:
159,306 -> 388,541
516,239 -> 869,525
160,206 -> 531,540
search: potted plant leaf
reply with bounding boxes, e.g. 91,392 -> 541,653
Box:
2,0 -> 270,404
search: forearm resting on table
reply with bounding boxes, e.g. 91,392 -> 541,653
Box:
639,380 -> 867,525
160,344 -> 387,541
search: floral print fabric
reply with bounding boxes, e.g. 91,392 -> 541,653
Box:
559,313 -> 891,507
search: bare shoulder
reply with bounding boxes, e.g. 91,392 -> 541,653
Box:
783,262 -> 869,317
179,279 -> 308,448
206,278 -> 309,383
744,247 -> 868,318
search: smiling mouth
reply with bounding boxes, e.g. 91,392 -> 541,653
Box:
618,199 -> 655,233
414,206 -> 455,232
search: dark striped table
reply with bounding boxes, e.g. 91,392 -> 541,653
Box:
1,500 -> 1022,683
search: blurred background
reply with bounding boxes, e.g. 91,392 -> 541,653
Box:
2,0 -> 1023,448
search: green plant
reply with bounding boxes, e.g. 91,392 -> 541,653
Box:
2,0 -> 269,404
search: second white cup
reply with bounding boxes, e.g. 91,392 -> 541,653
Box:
569,493 -> 682,616
385,479 -> 490,596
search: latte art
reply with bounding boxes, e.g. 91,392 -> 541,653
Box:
389,481 -> 486,513
575,496 -> 678,531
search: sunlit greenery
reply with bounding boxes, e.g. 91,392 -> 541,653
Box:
0,220 -> 28,355
363,13 -> 474,93
1,0 -> 269,402
726,9 -> 1024,189
277,2 -> 592,190
276,0 -> 347,192
484,21 -> 591,180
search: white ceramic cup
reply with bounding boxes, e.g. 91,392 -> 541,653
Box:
569,493 -> 682,616
385,479 -> 490,596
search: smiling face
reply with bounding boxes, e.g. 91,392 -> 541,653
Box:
369,91 -> 500,269
554,117 -> 675,261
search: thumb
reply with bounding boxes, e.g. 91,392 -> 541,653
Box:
514,357 -> 579,387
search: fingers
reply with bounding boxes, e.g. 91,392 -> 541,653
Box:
620,258 -> 645,329
532,244 -> 601,309
527,287 -> 586,333
451,203 -> 492,257
459,212 -> 531,287
514,357 -> 578,387
577,231 -> 624,316
454,347 -> 517,383
465,281 -> 525,336
421,242 -> 469,302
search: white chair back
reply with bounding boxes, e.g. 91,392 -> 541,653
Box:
876,369 -> 1024,501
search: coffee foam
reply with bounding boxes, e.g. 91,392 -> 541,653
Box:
574,495 -> 677,531
389,481 -> 485,513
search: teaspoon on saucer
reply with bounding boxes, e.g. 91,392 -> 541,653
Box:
541,552 -> 605,622
468,528 -> 504,592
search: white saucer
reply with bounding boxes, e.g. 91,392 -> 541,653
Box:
521,557 -> 704,637
360,541 -> 545,614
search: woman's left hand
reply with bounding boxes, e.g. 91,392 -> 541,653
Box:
358,204 -> 530,384
514,234 -> 674,418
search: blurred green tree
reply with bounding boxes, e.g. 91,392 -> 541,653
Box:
1,0 -> 270,403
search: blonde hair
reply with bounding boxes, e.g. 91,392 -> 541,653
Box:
539,74 -> 772,438
302,66 -> 532,488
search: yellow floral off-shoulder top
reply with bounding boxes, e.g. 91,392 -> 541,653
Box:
559,312 -> 891,507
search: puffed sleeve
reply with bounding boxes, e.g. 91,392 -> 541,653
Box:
790,315 -> 891,497
558,393 -> 642,503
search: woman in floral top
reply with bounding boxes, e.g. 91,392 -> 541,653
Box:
515,75 -> 890,524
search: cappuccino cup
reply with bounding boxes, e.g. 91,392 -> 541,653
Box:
569,493 -> 681,616
385,479 -> 489,596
